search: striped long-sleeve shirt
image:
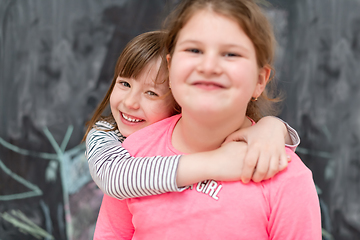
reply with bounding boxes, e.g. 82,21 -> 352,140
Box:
86,119 -> 300,200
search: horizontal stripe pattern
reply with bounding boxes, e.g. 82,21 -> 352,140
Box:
86,121 -> 183,200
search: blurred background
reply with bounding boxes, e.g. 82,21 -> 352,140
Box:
0,0 -> 359,239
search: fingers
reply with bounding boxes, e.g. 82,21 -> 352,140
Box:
233,141 -> 291,184
263,155 -> 280,180
252,152 -> 290,182
241,146 -> 260,183
251,152 -> 274,182
278,154 -> 290,171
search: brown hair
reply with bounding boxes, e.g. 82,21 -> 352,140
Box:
163,0 -> 282,121
82,30 -> 173,142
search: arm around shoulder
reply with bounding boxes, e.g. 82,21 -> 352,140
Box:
86,124 -> 183,200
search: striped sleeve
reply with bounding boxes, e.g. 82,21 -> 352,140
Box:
85,121 -> 184,200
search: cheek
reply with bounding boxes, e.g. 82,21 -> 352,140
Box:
109,92 -> 115,108
109,90 -> 117,109
231,65 -> 258,87
168,53 -> 190,81
149,97 -> 177,121
109,88 -> 122,114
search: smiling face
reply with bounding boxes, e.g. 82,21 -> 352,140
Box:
110,58 -> 176,137
167,9 -> 269,125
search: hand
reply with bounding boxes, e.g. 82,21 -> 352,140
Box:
223,116 -> 291,183
208,141 -> 249,182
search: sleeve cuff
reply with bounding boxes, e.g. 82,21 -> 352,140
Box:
171,155 -> 188,192
271,116 -> 300,152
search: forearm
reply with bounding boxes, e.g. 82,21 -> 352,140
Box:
176,152 -> 213,187
86,126 -> 183,199
176,141 -> 248,186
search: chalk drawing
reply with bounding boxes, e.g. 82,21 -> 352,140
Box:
0,137 -> 58,160
39,200 -> 53,240
0,159 -> 43,201
0,209 -> 54,239
0,125 -> 89,240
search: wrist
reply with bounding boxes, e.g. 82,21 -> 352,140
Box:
176,153 -> 212,187
263,116 -> 292,145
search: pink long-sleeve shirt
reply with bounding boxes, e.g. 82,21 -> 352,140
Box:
94,114 -> 321,240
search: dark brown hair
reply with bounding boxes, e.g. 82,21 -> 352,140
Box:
163,0 -> 282,121
82,31 -> 173,141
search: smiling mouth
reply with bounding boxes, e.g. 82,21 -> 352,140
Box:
121,113 -> 144,123
193,81 -> 225,89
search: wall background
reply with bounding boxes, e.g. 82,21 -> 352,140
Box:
0,0 -> 359,239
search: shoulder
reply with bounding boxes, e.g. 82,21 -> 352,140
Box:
94,120 -> 115,130
123,115 -> 181,156
263,147 -> 315,191
87,120 -> 125,142
284,147 -> 310,176
263,148 -> 321,238
124,115 -> 180,144
259,147 -> 319,212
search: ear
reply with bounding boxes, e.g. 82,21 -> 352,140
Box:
253,65 -> 271,99
166,54 -> 171,70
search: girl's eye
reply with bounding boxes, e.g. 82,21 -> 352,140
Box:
186,48 -> 201,54
119,81 -> 131,88
145,91 -> 159,97
224,52 -> 240,57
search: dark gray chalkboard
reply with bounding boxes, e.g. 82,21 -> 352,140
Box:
0,0 -> 359,239
0,1 -> 173,239
274,1 -> 360,239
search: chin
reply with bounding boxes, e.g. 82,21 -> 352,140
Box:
194,104 -> 227,114
187,108 -> 220,118
120,130 -> 133,138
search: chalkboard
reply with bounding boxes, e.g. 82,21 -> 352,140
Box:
274,1 -> 360,239
0,0 -> 174,239
1,0 -> 359,239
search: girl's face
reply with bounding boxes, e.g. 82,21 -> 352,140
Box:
110,58 -> 176,137
168,9 -> 269,123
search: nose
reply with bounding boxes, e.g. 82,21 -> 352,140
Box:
197,52 -> 222,76
123,90 -> 140,110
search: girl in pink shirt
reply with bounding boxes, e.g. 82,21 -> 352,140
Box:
94,0 -> 321,239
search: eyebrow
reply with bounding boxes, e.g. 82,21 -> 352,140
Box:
176,39 -> 202,47
177,39 -> 251,53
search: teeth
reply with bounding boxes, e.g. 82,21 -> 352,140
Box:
122,113 -> 142,122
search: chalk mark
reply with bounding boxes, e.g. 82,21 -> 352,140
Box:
0,209 -> 54,239
0,159 -> 42,201
296,147 -> 332,159
0,125 -> 84,240
0,137 -> 57,160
